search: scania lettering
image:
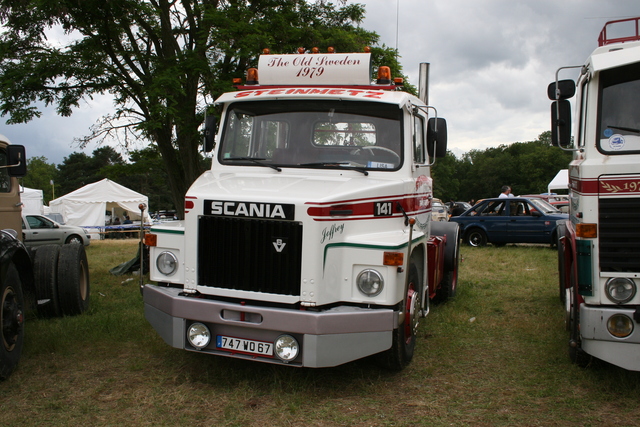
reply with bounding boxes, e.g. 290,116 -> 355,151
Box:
143,49 -> 461,370
549,18 -> 640,370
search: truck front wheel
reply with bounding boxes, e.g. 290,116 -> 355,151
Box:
379,260 -> 421,370
1,262 -> 24,380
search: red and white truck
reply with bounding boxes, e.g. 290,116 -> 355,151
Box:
143,49 -> 460,369
550,18 -> 640,370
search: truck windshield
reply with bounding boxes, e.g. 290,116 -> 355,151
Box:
219,100 -> 403,171
598,62 -> 640,154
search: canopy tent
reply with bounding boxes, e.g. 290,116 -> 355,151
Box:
49,179 -> 151,236
548,169 -> 568,194
20,186 -> 44,215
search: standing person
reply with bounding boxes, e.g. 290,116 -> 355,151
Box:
499,186 -> 512,198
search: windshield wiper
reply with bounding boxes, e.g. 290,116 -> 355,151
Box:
225,157 -> 281,172
607,125 -> 640,134
299,162 -> 368,176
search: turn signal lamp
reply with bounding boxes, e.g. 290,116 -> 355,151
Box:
576,223 -> 597,238
144,233 -> 157,247
384,252 -> 404,266
245,68 -> 259,85
377,66 -> 392,84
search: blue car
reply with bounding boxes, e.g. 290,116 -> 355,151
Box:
449,197 -> 569,247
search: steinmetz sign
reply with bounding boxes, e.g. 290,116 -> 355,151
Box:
258,53 -> 372,86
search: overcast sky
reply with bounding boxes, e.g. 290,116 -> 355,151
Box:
1,0 -> 639,164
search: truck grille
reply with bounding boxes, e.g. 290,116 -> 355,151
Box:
599,198 -> 640,272
198,216 -> 303,295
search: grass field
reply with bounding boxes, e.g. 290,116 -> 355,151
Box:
2,239 -> 640,426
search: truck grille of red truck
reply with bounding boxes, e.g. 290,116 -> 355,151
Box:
197,216 -> 303,295
599,197 -> 640,272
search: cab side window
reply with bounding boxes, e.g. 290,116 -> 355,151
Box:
0,150 -> 11,193
413,116 -> 425,164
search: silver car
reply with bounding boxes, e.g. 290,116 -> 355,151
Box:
22,214 -> 90,246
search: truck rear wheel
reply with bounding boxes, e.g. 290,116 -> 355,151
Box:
57,244 -> 90,316
434,222 -> 460,304
1,262 -> 24,380
379,260 -> 421,370
33,245 -> 61,317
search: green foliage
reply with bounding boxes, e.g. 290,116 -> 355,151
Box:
23,156 -> 57,203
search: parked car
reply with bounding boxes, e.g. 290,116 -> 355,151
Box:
22,214 -> 91,247
521,194 -> 570,214
431,198 -> 448,221
448,201 -> 472,217
449,197 -> 568,246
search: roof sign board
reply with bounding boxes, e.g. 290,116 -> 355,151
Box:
257,53 -> 372,86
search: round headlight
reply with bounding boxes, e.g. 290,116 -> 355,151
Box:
605,277 -> 636,304
187,322 -> 211,349
157,251 -> 178,276
274,334 -> 299,362
356,269 -> 384,297
607,314 -> 634,338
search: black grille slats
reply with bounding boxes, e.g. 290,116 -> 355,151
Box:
198,216 -> 303,295
599,197 -> 640,271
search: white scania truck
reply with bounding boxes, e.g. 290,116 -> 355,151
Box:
143,49 -> 460,369
550,18 -> 640,370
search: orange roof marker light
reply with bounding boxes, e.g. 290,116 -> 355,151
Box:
364,46 -> 371,53
262,48 -> 270,54
327,47 -> 335,53
245,67 -> 259,85
312,47 -> 319,54
297,47 -> 305,54
377,66 -> 392,85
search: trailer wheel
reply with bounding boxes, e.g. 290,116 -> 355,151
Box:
379,260 -> 421,371
568,274 -> 591,367
33,245 -> 61,317
1,262 -> 24,380
465,228 -> 487,247
57,244 -> 90,316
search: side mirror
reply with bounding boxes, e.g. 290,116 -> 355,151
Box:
547,79 -> 576,100
203,115 -> 217,153
6,144 -> 27,177
551,100 -> 572,148
427,117 -> 448,158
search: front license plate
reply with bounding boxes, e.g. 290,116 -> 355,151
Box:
216,335 -> 273,357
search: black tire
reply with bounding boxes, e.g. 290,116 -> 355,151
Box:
568,274 -> 591,367
33,245 -> 61,317
434,223 -> 460,304
57,244 -> 90,316
465,228 -> 487,247
1,262 -> 25,380
65,235 -> 84,245
379,260 -> 421,371
557,223 -> 567,305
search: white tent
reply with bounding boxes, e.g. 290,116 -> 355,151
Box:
49,179 -> 152,236
20,187 -> 44,215
548,169 -> 569,194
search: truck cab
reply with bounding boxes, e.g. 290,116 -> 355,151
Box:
550,18 -> 640,370
144,49 -> 460,369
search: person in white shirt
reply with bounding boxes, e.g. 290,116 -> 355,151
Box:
499,185 -> 513,198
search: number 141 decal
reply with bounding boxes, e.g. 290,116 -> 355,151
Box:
374,201 -> 394,217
